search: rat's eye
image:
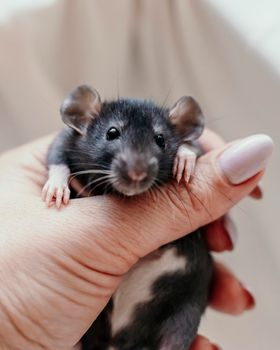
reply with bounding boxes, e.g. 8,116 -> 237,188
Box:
154,134 -> 165,149
106,127 -> 120,141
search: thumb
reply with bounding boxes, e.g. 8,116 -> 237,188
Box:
186,133 -> 273,229
65,134 -> 273,268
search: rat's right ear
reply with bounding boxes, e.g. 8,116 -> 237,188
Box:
60,85 -> 102,135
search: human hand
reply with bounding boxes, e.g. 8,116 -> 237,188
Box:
0,131 -> 273,349
189,129 -> 261,350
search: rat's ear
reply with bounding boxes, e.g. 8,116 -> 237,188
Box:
169,96 -> 205,141
60,85 -> 102,135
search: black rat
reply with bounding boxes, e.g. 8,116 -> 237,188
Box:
42,85 -> 213,350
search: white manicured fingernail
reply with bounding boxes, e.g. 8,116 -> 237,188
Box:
219,134 -> 274,184
224,215 -> 238,248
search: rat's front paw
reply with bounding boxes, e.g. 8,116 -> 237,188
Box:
42,179 -> 70,208
173,146 -> 197,183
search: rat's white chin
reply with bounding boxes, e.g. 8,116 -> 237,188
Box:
113,181 -> 153,197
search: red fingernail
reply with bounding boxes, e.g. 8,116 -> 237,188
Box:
254,182 -> 264,199
224,215 -> 238,250
250,181 -> 264,199
212,345 -> 222,350
243,287 -> 256,310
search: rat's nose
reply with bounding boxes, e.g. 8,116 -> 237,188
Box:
126,156 -> 157,182
128,170 -> 147,182
116,153 -> 158,184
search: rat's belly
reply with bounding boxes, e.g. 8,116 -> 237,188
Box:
111,247 -> 188,335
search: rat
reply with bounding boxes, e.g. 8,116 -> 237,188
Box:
43,85 -> 213,350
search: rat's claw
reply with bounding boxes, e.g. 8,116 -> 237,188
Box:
184,155 -> 196,183
173,156 -> 178,177
176,157 -> 186,183
63,187 -> 71,205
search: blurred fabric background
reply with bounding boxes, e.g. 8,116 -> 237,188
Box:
0,1 -> 279,349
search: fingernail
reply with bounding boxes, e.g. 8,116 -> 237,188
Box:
212,345 -> 222,350
219,134 -> 274,184
251,181 -> 264,199
242,284 -> 256,310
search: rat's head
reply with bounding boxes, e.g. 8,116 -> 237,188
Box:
61,85 -> 204,196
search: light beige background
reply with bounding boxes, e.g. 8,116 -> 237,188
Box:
0,1 -> 279,349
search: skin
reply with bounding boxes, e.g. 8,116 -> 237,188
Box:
0,130 -> 261,350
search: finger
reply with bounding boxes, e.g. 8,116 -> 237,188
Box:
190,335 -> 220,350
209,262 -> 255,315
200,130 -> 264,201
198,128 -> 226,152
205,214 -> 237,252
187,135 -> 273,231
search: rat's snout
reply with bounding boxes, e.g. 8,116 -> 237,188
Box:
128,169 -> 147,182
126,155 -> 157,182
120,153 -> 158,181
112,152 -> 158,195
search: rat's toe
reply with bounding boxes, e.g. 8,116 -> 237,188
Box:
42,182 -> 50,201
56,189 -> 63,208
176,158 -> 186,183
46,187 -> 56,207
173,157 -> 178,177
63,187 -> 71,205
184,159 -> 195,183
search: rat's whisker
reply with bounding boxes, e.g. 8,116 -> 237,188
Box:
88,178 -> 114,197
69,170 -> 112,183
72,169 -> 112,175
159,87 -> 172,114
70,169 -> 112,176
77,175 -> 114,197
153,181 -> 174,214
148,186 -> 159,205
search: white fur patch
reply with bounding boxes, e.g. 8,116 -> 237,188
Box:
111,248 -> 187,335
48,164 -> 70,183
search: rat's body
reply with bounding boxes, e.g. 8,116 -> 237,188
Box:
44,86 -> 213,350
83,234 -> 212,350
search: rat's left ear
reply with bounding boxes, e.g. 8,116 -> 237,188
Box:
169,96 -> 205,141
